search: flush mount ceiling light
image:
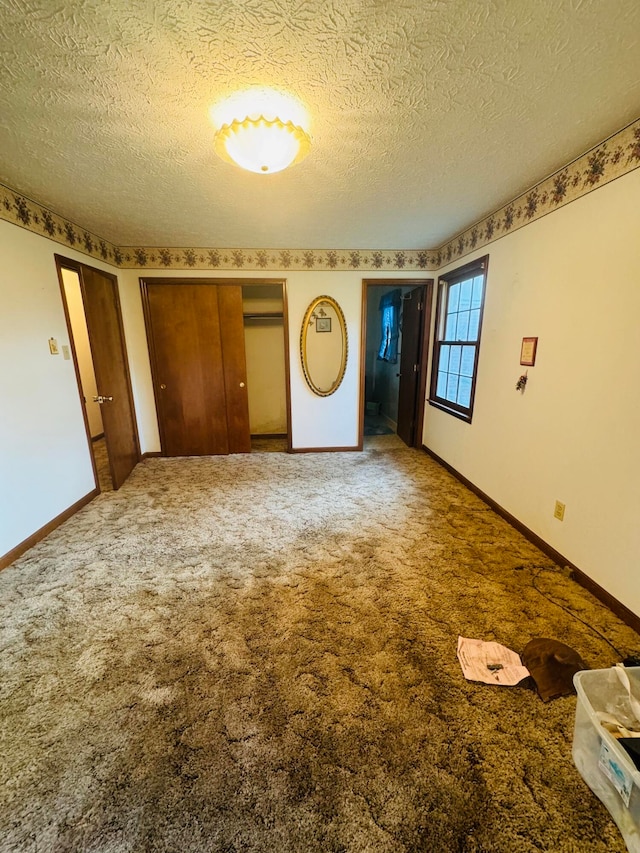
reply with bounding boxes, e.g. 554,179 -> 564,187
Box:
211,88 -> 311,175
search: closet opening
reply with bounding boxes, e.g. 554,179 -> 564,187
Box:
242,283 -> 290,453
141,278 -> 290,457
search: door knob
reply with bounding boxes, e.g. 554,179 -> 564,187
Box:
160,384 -> 167,390
93,395 -> 113,404
239,382 -> 245,388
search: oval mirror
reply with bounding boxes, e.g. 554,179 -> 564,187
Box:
300,295 -> 348,397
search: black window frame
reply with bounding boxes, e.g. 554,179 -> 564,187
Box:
429,255 -> 488,423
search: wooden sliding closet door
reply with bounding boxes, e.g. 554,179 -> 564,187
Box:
143,282 -> 250,456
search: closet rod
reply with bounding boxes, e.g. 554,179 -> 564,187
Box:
243,312 -> 284,320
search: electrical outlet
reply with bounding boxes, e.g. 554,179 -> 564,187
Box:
554,501 -> 565,521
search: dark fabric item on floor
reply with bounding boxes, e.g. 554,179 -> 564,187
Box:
522,638 -> 588,702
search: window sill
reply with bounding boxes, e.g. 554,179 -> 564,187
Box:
428,398 -> 473,423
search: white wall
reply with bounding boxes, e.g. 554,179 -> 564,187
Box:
286,274 -> 360,448
423,168 -> 640,617
0,221 -> 119,556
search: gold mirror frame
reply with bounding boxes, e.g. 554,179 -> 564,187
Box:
300,295 -> 348,397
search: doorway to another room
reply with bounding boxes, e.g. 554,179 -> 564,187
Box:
56,256 -> 141,492
361,280 -> 433,448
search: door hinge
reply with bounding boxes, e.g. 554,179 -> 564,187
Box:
418,302 -> 423,311
413,364 -> 419,373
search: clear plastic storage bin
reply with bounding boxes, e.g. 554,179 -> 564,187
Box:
573,667 -> 640,853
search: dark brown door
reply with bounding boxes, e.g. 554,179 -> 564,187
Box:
80,266 -> 140,488
143,282 -> 250,456
396,287 -> 425,447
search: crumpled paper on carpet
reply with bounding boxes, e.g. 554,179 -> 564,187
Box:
457,636 -> 531,686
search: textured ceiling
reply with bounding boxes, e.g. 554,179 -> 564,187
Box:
0,0 -> 639,250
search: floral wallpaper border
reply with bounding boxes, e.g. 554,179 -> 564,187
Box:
435,118 -> 640,269
0,191 -> 120,265
115,245 -> 439,271
1,118 -> 639,272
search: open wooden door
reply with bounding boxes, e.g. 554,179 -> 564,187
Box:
142,281 -> 251,456
56,256 -> 139,489
79,265 -> 140,488
396,287 -> 425,446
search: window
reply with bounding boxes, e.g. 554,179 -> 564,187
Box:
377,289 -> 401,363
429,256 -> 488,422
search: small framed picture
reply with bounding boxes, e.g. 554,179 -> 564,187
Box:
316,317 -> 332,333
520,337 -> 538,366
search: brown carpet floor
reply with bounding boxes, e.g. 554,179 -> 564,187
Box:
1,436 -> 637,852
